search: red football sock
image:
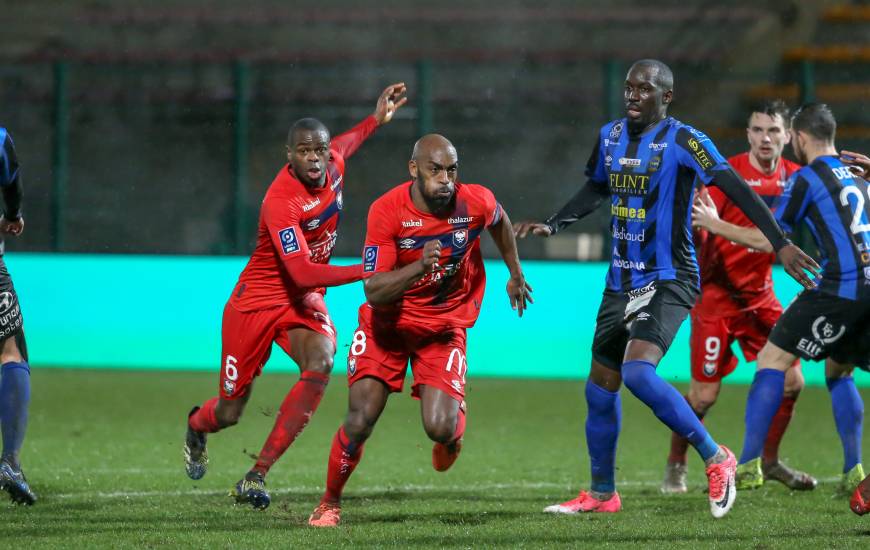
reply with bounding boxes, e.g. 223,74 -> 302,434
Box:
668,396 -> 704,464
252,371 -> 329,476
763,395 -> 797,464
189,397 -> 221,433
322,426 -> 364,505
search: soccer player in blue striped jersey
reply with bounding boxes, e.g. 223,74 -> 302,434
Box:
0,128 -> 35,505
736,104 -> 870,494
515,59 -> 819,519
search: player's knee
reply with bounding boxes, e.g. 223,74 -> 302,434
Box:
303,353 -> 334,375
688,387 -> 718,415
216,407 -> 243,427
344,409 -> 376,441
423,412 -> 456,444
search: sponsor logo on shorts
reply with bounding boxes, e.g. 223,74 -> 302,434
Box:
453,229 -> 468,248
797,338 -> 822,358
278,227 -> 300,255
811,316 -> 846,344
0,292 -> 14,314
398,238 -> 417,249
703,362 -> 717,377
223,380 -> 235,396
363,245 -> 379,272
628,281 -> 656,299
348,357 -> 357,376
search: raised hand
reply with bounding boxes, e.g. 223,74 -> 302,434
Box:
692,188 -> 720,230
0,216 -> 24,236
778,243 -> 820,290
420,239 -> 442,274
507,275 -> 533,317
513,221 -> 553,239
374,82 -> 409,125
840,150 -> 870,179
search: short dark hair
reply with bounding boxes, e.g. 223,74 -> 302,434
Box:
791,103 -> 836,142
748,99 -> 790,127
287,118 -> 329,146
631,59 -> 674,91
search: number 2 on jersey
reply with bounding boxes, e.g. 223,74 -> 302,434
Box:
840,185 -> 870,236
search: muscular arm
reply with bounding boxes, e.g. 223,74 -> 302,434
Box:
330,116 -> 378,159
488,210 -> 533,316
708,168 -> 789,252
693,190 -> 772,252
543,181 -> 609,235
282,255 -> 366,289
363,240 -> 440,306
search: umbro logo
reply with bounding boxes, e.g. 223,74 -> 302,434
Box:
398,238 -> 416,249
0,292 -> 13,314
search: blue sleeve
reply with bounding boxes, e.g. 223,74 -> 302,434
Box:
674,127 -> 729,184
584,130 -> 608,189
775,174 -> 811,234
0,133 -> 20,188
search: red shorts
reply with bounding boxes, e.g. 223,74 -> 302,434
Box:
346,306 -> 468,403
690,299 -> 797,382
219,292 -> 336,399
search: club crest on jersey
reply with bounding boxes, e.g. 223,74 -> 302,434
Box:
363,245 -> 379,272
278,227 -> 300,255
648,156 -> 661,172
609,121 -> 624,140
336,190 -> 343,210
453,229 -> 468,248
348,357 -> 357,376
223,380 -> 235,396
398,238 -> 417,249
703,362 -> 717,377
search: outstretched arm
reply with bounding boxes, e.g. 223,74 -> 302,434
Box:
709,169 -> 819,288
331,82 -> 408,159
487,211 -> 533,317
692,188 -> 772,252
514,181 -> 608,238
282,254 -> 366,289
363,240 -> 441,306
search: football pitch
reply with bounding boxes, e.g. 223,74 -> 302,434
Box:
3,369 -> 869,548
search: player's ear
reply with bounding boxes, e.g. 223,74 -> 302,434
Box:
662,89 -> 673,106
408,160 -> 418,181
286,145 -> 292,163
783,127 -> 792,145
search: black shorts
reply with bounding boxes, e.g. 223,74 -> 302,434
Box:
592,280 -> 698,371
0,257 -> 24,344
769,289 -> 870,364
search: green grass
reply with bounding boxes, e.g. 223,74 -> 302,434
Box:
2,369 -> 870,548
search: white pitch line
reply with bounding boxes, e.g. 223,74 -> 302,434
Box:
48,477 -> 844,500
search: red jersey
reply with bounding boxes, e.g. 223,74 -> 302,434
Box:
229,116 -> 378,311
361,181 -> 503,329
694,152 -> 800,316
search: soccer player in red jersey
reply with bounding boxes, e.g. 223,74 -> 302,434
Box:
183,83 -> 408,510
661,100 -> 817,493
307,134 -> 532,527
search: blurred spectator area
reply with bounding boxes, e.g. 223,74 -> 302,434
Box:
0,0 -> 864,260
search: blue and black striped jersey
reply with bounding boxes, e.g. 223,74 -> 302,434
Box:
0,128 -> 19,190
586,117 -> 730,292
775,155 -> 870,299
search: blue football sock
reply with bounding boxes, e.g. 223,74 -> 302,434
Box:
621,360 -> 718,461
0,361 -> 30,466
826,377 -> 864,473
738,368 -> 785,464
585,380 -> 621,493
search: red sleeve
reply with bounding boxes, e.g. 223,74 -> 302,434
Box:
262,195 -> 363,288
362,198 -> 398,274
477,185 -> 503,227
331,116 -> 378,160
